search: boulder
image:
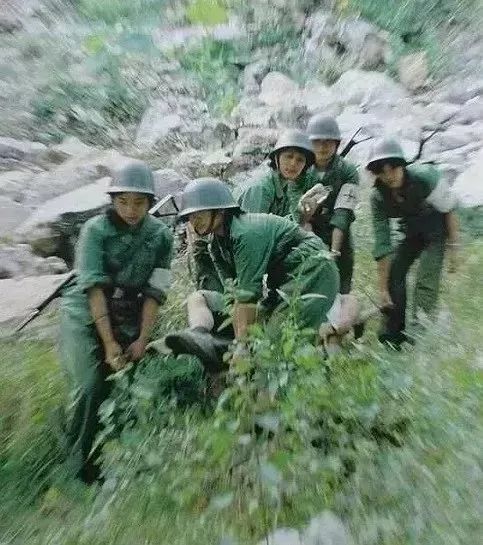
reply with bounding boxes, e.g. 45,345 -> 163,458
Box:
0,244 -> 67,279
422,102 -> 461,129
18,149 -> 135,205
397,51 -> 430,91
300,82 -> 340,116
153,168 -> 189,197
423,125 -> 476,155
437,77 -> 483,105
231,97 -> 276,128
256,529 -> 302,545
16,178 -> 111,264
259,72 -> 300,107
455,98 -> 483,125
45,136 -> 97,164
452,147 -> 483,208
0,136 -> 47,164
302,511 -> 353,545
304,13 -> 389,70
330,70 -> 407,107
0,196 -> 30,236
0,273 -> 70,335
232,128 -> 278,159
242,59 -> 271,95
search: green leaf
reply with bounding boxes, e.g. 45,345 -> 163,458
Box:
186,0 -> 228,26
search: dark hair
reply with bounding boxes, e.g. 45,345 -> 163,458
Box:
366,158 -> 407,175
269,147 -> 315,172
111,192 -> 155,208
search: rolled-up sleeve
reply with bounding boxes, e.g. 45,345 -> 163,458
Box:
371,191 -> 392,260
143,226 -> 174,304
75,219 -> 111,292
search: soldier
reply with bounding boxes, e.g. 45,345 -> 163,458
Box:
165,177 -> 350,370
366,138 -> 459,348
298,115 -> 360,294
238,129 -> 316,216
60,162 -> 174,482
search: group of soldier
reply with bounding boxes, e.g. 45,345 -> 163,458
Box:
59,114 -> 459,482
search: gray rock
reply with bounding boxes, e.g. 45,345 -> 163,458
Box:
257,528 -> 302,545
422,102 -> 461,129
438,78 -> 483,105
135,100 -> 182,149
0,170 -> 33,202
16,178 -> 111,263
455,98 -> 483,125
423,125 -> 476,154
303,511 -> 353,545
330,70 -> 407,107
169,150 -> 235,179
153,168 -> 189,198
0,137 -> 47,164
0,273 -> 70,334
232,128 -> 278,159
0,15 -> 22,34
452,147 -> 483,207
135,96 -> 210,151
0,244 -> 67,279
398,51 -> 430,91
18,149 -> 135,205
0,196 -> 30,236
259,72 -> 300,108
300,82 -> 340,116
231,97 -> 276,128
243,60 -> 271,94
46,137 -> 97,164
304,13 -> 389,71
275,103 -> 309,130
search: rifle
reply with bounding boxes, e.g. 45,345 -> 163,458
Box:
410,111 -> 459,162
340,127 -> 373,158
15,193 -> 179,333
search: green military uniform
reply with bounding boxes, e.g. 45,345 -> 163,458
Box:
371,163 -> 455,341
288,156 -> 359,293
198,213 -> 340,330
60,210 -> 173,480
238,171 -> 291,216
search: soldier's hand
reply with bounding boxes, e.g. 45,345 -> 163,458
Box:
447,243 -> 459,274
379,290 -> 394,310
126,337 -> 148,362
104,341 -> 125,371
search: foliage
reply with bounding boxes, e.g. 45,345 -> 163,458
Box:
186,0 -> 229,26
176,38 -> 243,115
76,0 -> 170,25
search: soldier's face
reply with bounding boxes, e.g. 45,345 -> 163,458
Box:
312,139 -> 338,166
189,210 -> 223,236
113,193 -> 150,225
379,164 -> 405,188
278,149 -> 307,181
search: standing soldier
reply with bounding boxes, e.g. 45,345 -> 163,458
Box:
300,115 -> 360,294
60,162 -> 174,483
366,138 -> 459,348
238,129 -> 316,216
165,178 -> 356,368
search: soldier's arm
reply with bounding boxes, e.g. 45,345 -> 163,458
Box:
330,163 -> 360,237
239,178 -> 273,213
371,190 -> 393,302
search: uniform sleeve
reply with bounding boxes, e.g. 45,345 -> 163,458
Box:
143,225 -> 174,304
232,229 -> 273,303
75,218 -> 111,292
239,177 -> 273,213
289,170 -> 322,224
330,162 -> 359,231
371,190 -> 393,260
191,238 -> 224,292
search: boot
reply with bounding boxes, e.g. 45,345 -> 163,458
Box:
165,327 -> 232,373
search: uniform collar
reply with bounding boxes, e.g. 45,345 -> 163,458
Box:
271,172 -> 288,199
106,208 -> 147,233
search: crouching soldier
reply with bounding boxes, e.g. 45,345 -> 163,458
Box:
60,162 -> 174,482
165,177 -> 357,372
366,138 -> 459,348
238,129 -> 316,216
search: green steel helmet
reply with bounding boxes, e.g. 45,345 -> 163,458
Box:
366,138 -> 407,171
178,177 -> 240,219
306,115 -> 341,141
107,162 -> 155,196
268,129 -> 315,169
